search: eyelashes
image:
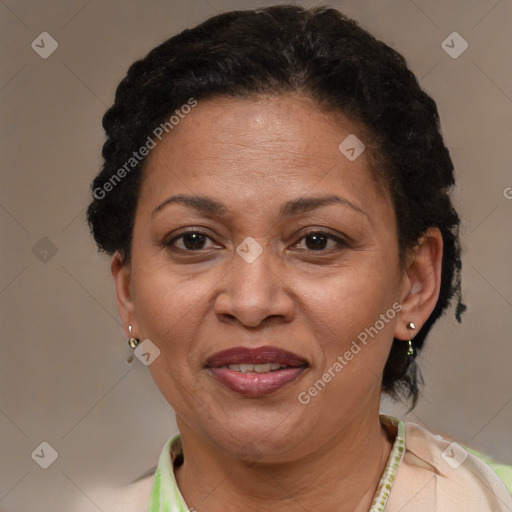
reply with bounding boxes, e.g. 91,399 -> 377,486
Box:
292,231 -> 348,252
166,231 -> 219,251
163,229 -> 348,254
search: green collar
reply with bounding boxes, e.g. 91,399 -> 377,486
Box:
149,414 -> 405,512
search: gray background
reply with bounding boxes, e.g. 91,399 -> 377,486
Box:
1,0 -> 511,510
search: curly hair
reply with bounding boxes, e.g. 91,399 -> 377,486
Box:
87,4 -> 466,409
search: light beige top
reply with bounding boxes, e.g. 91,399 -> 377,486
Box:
89,415 -> 512,512
385,418 -> 512,511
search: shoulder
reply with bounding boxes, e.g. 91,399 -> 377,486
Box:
385,420 -> 512,512
84,435 -> 181,512
114,474 -> 156,512
78,473 -> 155,512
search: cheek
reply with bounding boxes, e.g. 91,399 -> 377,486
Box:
301,256 -> 397,322
133,254 -> 210,329
130,263 -> 207,375
297,259 -> 399,367
136,268 -> 211,411
296,277 -> 397,415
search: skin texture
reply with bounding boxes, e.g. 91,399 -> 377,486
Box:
112,94 -> 443,512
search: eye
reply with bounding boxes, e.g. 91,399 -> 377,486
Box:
166,230 -> 220,251
292,231 -> 347,252
164,229 -> 347,253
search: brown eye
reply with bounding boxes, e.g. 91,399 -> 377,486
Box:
293,231 -> 347,252
304,233 -> 329,250
167,231 -> 216,251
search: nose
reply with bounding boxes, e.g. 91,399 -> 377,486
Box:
214,242 -> 295,328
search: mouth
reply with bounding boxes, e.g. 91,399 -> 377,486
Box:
205,346 -> 309,396
220,362 -> 293,373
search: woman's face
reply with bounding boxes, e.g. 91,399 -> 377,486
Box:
116,95 -> 414,460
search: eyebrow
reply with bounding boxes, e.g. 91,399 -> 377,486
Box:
152,193 -> 368,219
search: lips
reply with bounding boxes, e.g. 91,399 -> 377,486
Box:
205,346 -> 307,368
205,346 -> 308,397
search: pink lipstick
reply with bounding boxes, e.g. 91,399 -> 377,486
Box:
205,345 -> 308,397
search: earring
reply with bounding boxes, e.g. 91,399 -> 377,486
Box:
128,325 -> 140,349
406,322 -> 417,362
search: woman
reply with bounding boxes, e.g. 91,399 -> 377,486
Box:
87,5 -> 512,511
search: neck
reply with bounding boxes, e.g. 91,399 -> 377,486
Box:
173,411 -> 394,512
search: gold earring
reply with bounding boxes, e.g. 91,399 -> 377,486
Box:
406,322 -> 416,361
128,325 -> 140,349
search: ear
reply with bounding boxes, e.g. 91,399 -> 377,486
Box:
111,251 -> 137,339
394,227 -> 443,341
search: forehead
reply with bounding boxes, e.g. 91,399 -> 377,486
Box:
139,94 -> 391,218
